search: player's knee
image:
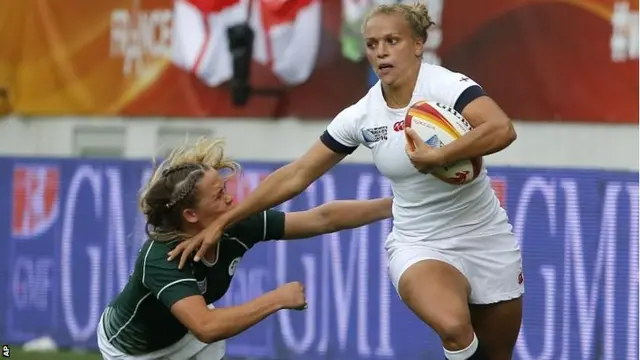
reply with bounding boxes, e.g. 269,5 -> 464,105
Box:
433,317 -> 475,350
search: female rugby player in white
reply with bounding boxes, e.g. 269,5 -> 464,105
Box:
169,3 -> 522,360
97,138 -> 392,360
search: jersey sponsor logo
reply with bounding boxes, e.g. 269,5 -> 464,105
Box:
228,257 -> 241,276
518,271 -> 524,285
197,277 -> 208,294
392,121 -> 404,132
11,165 -> 60,239
361,126 -> 388,143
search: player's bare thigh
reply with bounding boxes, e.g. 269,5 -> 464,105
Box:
470,297 -> 523,360
396,259 -> 474,350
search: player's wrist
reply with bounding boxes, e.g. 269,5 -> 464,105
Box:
214,211 -> 234,230
426,147 -> 447,167
222,203 -> 249,227
265,289 -> 287,311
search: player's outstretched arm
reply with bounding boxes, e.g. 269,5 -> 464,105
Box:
221,140 -> 347,231
170,282 -> 307,344
280,197 -> 393,240
169,140 -> 347,268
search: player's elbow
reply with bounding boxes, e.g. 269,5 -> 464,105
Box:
191,324 -> 220,344
493,119 -> 517,148
505,121 -> 517,144
314,205 -> 340,234
191,315 -> 230,344
298,206 -> 337,236
192,329 -> 216,344
192,326 -> 227,344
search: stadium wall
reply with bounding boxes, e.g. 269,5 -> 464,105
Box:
0,115 -> 638,170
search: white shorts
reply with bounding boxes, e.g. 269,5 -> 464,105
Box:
386,233 -> 524,304
96,309 -> 225,360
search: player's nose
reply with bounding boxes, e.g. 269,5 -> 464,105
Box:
376,43 -> 389,58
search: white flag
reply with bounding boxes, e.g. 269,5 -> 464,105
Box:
171,0 -> 322,87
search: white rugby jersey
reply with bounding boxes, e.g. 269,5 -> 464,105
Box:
321,63 -> 513,244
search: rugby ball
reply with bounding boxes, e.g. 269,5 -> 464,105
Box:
404,100 -> 482,185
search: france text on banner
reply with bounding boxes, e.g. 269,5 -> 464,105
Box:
0,0 -> 637,121
0,157 -> 638,359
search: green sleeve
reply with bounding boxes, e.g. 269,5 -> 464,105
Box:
228,210 -> 286,245
142,241 -> 201,309
263,209 -> 286,240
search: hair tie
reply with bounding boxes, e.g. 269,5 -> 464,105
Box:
162,163 -> 202,178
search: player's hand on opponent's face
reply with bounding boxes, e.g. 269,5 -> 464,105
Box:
404,128 -> 444,174
167,218 -> 226,269
275,281 -> 308,311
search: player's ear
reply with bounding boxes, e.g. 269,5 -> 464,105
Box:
414,38 -> 423,57
182,208 -> 199,224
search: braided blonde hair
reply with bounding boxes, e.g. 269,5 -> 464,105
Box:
362,2 -> 436,43
139,137 -> 240,242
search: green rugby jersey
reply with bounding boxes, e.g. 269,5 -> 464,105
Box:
101,210 -> 285,355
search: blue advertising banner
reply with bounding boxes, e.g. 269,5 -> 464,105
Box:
0,157 -> 637,360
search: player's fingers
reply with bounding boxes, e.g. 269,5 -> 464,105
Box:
405,127 -> 424,142
405,138 -> 421,154
406,128 -> 433,152
167,241 -> 188,261
404,132 -> 416,151
407,158 -> 421,171
178,241 -> 198,269
406,150 -> 421,164
193,241 -> 210,263
405,144 -> 414,156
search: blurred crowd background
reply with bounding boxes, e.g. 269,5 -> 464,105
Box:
0,0 -> 638,359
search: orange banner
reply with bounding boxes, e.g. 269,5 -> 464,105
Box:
438,0 -> 639,123
0,0 -> 637,122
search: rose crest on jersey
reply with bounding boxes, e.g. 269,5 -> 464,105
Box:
197,278 -> 207,294
228,257 -> 241,276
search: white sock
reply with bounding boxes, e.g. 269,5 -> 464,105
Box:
444,333 -> 479,360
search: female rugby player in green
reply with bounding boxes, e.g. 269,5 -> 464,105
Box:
96,137 -> 392,360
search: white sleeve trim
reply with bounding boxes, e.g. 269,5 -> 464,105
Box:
156,278 -> 198,299
141,241 -> 155,287
262,211 -> 267,241
201,242 -> 221,267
